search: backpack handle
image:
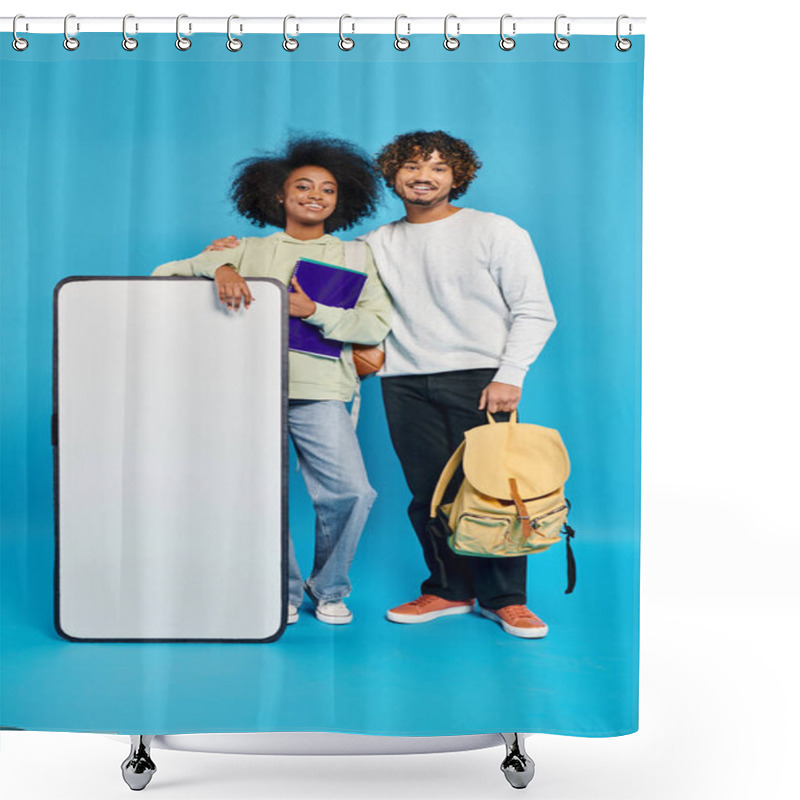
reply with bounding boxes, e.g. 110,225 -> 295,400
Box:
486,410 -> 519,424
429,440 -> 466,518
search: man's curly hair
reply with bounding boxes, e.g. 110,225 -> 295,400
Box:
375,131 -> 482,201
231,136 -> 381,233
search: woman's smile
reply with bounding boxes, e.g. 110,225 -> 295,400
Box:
279,165 -> 339,237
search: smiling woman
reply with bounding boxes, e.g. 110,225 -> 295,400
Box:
232,136 -> 380,234
279,166 -> 339,239
151,134 -> 392,627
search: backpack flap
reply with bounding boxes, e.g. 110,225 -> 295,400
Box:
462,421 -> 570,500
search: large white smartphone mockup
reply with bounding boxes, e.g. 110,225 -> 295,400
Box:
54,277 -> 287,642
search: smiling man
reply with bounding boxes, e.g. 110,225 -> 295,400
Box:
366,130 -> 557,639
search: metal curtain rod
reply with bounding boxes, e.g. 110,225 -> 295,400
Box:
1,16 -> 645,35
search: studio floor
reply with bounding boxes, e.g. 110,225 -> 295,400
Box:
1,597 -> 795,800
1,537 -> 636,737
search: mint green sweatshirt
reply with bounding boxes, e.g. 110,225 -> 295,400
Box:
152,232 -> 392,401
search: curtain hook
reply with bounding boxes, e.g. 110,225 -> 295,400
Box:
12,14 -> 29,51
615,15 -> 632,51
339,14 -> 355,51
443,14 -> 460,51
394,15 -> 410,51
227,15 -> 243,51
283,15 -> 299,51
122,15 -> 138,51
175,14 -> 191,50
499,14 -> 516,51
553,14 -> 570,51
63,13 -> 80,51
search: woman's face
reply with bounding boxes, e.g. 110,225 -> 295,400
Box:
278,166 -> 338,228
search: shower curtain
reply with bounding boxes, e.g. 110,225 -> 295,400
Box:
0,29 -> 643,738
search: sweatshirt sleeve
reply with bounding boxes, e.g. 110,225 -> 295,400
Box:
488,221 -> 557,387
151,240 -> 248,278
302,245 -> 392,346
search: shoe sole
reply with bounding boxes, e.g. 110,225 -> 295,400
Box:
386,604 -> 473,624
478,607 -> 548,639
315,610 -> 353,625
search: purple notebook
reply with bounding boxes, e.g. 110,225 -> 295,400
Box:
289,258 -> 367,359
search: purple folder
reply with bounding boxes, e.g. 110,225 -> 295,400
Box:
288,258 -> 367,359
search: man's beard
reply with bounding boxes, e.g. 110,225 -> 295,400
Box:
405,195 -> 436,206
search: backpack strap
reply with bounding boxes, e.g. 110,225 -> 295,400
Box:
562,523 -> 576,594
429,440 -> 467,518
508,478 -> 533,539
341,241 -> 368,429
342,240 -> 368,272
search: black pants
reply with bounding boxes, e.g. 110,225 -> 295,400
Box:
381,369 -> 527,609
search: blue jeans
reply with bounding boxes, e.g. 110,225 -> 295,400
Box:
287,400 -> 377,607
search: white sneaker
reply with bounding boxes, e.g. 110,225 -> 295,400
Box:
287,604 -> 299,625
315,600 -> 353,625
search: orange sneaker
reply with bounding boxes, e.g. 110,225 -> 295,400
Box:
479,605 -> 549,639
386,594 -> 474,624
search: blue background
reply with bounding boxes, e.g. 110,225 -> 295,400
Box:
1,34 -> 643,736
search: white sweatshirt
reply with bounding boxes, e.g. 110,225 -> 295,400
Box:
363,208 -> 556,387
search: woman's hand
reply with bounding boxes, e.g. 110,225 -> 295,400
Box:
204,235 -> 240,252
215,265 -> 253,310
289,277 -> 317,319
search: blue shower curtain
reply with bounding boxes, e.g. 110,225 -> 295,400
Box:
0,32 -> 643,737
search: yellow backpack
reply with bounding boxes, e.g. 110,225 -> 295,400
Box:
429,411 -> 576,593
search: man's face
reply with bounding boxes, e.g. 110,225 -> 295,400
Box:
393,150 -> 457,208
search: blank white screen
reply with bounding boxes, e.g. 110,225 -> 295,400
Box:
56,278 -> 286,641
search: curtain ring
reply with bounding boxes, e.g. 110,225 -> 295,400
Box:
175,14 -> 191,50
499,14 -> 516,51
63,13 -> 80,51
394,15 -> 410,51
12,15 -> 29,51
227,15 -> 243,51
283,15 -> 299,51
339,15 -> 355,51
122,14 -> 138,51
443,14 -> 460,51
553,14 -> 570,51
615,15 -> 632,51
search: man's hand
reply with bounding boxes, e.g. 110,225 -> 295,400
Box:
205,235 -> 240,252
478,381 -> 522,414
215,265 -> 253,310
289,277 -> 317,319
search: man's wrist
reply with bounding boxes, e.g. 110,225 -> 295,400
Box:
492,364 -> 526,387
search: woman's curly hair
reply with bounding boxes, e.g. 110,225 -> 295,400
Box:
375,131 -> 482,200
231,136 -> 381,232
